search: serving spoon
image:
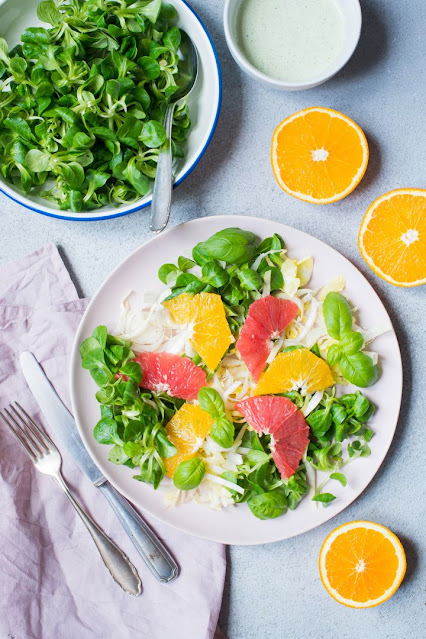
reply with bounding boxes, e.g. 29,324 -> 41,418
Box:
149,30 -> 198,233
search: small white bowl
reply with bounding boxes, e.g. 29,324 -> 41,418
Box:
224,0 -> 361,91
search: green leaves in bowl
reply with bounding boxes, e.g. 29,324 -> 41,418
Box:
0,0 -> 191,211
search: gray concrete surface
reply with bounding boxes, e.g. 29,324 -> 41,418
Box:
2,1 -> 425,637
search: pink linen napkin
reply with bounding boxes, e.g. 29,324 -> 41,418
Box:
0,244 -> 226,639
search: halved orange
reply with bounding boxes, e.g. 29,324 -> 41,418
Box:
254,349 -> 334,396
359,189 -> 426,287
164,292 -> 233,371
271,107 -> 369,204
164,403 -> 213,477
319,521 -> 406,608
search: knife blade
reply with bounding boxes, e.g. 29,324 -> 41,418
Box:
20,352 -> 105,485
20,351 -> 179,583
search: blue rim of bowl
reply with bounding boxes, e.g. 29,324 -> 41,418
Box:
0,0 -> 222,222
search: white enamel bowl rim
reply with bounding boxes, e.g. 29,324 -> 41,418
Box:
0,0 -> 221,221
70,215 -> 402,545
223,0 -> 362,91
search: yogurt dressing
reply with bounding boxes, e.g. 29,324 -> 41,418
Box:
236,0 -> 345,83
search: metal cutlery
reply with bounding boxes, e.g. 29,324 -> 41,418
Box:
149,30 -> 198,233
20,351 -> 179,584
0,403 -> 142,596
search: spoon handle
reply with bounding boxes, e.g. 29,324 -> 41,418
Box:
150,103 -> 176,233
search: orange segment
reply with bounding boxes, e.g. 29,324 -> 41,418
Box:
358,189 -> 426,287
254,349 -> 333,396
164,403 -> 213,477
271,107 -> 369,204
164,292 -> 233,371
319,521 -> 406,608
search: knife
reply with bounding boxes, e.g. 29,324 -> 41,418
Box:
20,351 -> 179,584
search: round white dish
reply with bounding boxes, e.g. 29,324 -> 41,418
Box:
224,0 -> 361,91
0,0 -> 221,221
70,215 -> 402,545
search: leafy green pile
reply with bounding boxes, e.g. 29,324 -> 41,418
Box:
305,389 -> 374,504
159,228 -> 287,334
80,325 -> 183,489
0,0 -> 190,211
223,429 -> 308,520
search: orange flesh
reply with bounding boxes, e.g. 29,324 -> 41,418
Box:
272,108 -> 368,203
359,191 -> 426,285
325,528 -> 401,603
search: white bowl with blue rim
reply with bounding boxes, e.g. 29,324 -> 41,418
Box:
0,0 -> 221,221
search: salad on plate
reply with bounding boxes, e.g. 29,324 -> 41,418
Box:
80,227 -> 390,521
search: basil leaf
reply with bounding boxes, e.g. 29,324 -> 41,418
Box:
339,352 -> 379,387
340,331 -> 364,355
173,458 -> 205,490
210,417 -> 234,449
197,387 -> 225,420
248,489 -> 287,520
327,344 -> 342,367
323,292 -> 353,340
199,228 -> 258,265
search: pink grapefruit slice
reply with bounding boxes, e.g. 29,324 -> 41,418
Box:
134,352 -> 207,401
236,396 -> 309,479
236,296 -> 299,381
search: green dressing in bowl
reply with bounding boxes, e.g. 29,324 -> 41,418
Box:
236,0 -> 346,83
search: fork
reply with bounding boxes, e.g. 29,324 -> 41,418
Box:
0,403 -> 142,596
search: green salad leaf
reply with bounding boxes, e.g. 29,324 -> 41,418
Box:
80,325 -> 182,490
0,0 -> 191,211
174,458 -> 206,490
323,292 -> 380,387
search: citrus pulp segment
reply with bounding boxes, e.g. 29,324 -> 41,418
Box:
254,348 -> 334,395
164,403 -> 213,477
164,292 -> 233,371
271,107 -> 369,204
319,521 -> 406,608
134,351 -> 207,400
358,189 -> 426,287
237,296 -> 299,381
236,396 -> 309,478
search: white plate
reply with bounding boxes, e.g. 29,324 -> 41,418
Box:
70,216 -> 402,545
0,0 -> 221,221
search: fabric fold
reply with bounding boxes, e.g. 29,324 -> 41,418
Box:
0,244 -> 226,639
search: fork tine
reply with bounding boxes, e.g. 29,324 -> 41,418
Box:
0,409 -> 37,461
14,403 -> 53,451
8,405 -> 47,456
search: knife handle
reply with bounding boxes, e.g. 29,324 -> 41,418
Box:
98,482 -> 179,583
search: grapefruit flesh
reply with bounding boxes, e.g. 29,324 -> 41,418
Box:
236,396 -> 309,479
237,296 -> 299,381
134,351 -> 207,400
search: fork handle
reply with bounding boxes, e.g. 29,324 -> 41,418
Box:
99,481 -> 179,582
55,474 -> 141,596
